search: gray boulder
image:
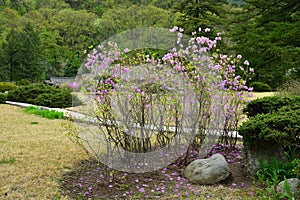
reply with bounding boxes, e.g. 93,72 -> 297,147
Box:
277,178 -> 300,197
184,153 -> 231,185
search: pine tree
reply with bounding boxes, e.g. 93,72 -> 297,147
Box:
230,0 -> 300,88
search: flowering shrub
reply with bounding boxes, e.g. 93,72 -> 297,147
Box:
70,27 -> 253,172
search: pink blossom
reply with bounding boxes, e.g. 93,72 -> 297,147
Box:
124,48 -> 129,53
249,67 -> 254,73
244,60 -> 249,66
170,26 -> 178,32
145,104 -> 150,109
68,82 -> 77,89
205,28 -> 210,32
139,188 -> 145,193
237,54 -> 242,59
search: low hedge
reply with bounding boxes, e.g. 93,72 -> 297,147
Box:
7,84 -> 82,108
239,107 -> 300,148
249,81 -> 272,92
243,95 -> 300,118
0,82 -> 17,93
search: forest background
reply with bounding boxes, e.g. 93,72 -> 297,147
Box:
0,0 -> 298,90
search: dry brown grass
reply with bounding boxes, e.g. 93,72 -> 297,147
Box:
0,104 -> 88,199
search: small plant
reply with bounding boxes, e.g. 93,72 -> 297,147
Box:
282,177 -> 295,200
30,121 -> 39,124
256,154 -> 300,200
257,158 -> 296,183
23,106 -> 65,119
0,157 -> 16,165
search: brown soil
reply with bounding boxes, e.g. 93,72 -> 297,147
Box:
60,146 -> 257,200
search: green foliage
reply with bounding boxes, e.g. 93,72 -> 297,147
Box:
94,5 -> 175,40
249,81 -> 272,92
0,157 -> 16,165
0,92 -> 7,104
242,94 -> 300,198
239,107 -> 300,147
256,157 -> 298,199
243,95 -> 300,118
0,5 -> 98,81
229,0 -> 300,89
1,22 -> 43,82
257,158 -> 297,184
0,82 -> 17,92
7,84 -> 82,108
172,0 -> 227,35
292,159 -> 300,179
23,106 -> 64,119
239,110 -> 300,164
16,79 -> 31,86
0,0 -> 297,95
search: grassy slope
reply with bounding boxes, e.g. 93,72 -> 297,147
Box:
0,104 -> 88,199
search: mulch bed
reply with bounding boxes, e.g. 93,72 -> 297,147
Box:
60,144 -> 255,199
